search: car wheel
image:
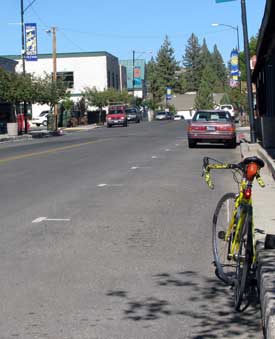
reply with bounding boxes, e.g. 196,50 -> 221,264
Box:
107,124 -> 112,128
36,123 -> 40,127
42,121 -> 47,126
228,138 -> 237,149
188,139 -> 196,148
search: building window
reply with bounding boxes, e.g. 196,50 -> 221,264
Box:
112,72 -> 115,88
108,71 -> 111,87
56,71 -> 74,89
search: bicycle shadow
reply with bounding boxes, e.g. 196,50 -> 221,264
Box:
106,270 -> 261,338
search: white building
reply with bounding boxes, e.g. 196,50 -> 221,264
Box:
7,51 -> 122,117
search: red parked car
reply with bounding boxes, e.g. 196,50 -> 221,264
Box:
106,105 -> 128,128
187,110 -> 236,148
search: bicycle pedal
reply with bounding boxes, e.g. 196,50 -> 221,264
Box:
218,231 -> 226,240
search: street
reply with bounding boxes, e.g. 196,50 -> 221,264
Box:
0,121 -> 262,338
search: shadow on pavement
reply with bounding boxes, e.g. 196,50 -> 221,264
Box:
106,270 -> 262,338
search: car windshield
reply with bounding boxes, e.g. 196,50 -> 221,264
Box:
193,111 -> 232,122
156,112 -> 166,116
126,109 -> 136,114
109,109 -> 123,114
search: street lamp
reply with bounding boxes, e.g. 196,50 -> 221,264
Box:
46,27 -> 58,131
211,23 -> 240,52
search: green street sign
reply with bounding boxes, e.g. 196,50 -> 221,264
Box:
216,0 -> 236,2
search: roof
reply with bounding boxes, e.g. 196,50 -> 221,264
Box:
0,57 -> 18,72
2,51 -> 117,61
252,0 -> 275,79
170,93 -> 224,110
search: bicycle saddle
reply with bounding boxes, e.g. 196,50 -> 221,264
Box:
243,156 -> 265,168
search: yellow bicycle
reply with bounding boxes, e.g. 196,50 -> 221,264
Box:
202,156 -> 265,311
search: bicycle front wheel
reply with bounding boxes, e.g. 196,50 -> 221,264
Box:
234,210 -> 253,311
212,192 -> 237,284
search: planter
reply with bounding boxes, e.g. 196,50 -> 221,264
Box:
7,122 -> 18,136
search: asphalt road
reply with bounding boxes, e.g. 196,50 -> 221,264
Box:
0,121 -> 263,339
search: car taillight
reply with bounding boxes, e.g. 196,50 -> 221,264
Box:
188,125 -> 206,131
243,187 -> 252,199
217,126 -> 235,132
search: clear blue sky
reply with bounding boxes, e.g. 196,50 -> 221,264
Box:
1,0 -> 266,64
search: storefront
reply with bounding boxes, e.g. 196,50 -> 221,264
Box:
252,0 -> 275,147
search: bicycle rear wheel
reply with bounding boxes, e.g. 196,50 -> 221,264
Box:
234,209 -> 253,311
212,192 -> 237,284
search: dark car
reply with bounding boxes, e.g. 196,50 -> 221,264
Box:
125,107 -> 141,123
187,110 -> 236,148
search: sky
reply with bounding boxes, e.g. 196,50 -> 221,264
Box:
0,0 -> 266,65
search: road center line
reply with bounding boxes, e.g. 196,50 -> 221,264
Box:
0,138 -> 111,164
32,217 -> 71,223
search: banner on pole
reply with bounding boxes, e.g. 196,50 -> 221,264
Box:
134,66 -> 141,87
166,87 -> 172,101
230,48 -> 239,88
25,23 -> 38,61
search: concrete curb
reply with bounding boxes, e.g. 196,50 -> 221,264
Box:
240,141 -> 275,339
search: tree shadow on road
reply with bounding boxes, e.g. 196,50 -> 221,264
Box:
106,270 -> 262,338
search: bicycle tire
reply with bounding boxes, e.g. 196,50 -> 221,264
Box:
234,209 -> 253,311
212,192 -> 237,284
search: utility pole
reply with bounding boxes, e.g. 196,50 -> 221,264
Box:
20,0 -> 28,134
52,27 -> 58,132
47,27 -> 58,131
241,0 -> 256,143
132,50 -> 135,95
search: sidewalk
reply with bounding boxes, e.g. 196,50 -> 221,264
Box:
240,141 -> 275,339
0,124 -> 100,143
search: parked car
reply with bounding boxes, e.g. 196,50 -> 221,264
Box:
187,110 -> 236,148
176,110 -> 195,120
125,107 -> 141,123
219,104 -> 235,118
173,114 -> 184,121
31,110 -> 50,127
106,105 -> 127,127
155,111 -> 172,120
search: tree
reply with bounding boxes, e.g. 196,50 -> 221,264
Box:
147,36 -> 178,104
155,35 -> 179,94
182,33 -> 203,91
239,34 -> 258,81
194,67 -> 214,109
146,57 -> 161,103
211,44 -> 227,91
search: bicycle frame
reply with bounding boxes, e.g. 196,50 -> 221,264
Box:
225,180 -> 255,263
203,158 -> 264,265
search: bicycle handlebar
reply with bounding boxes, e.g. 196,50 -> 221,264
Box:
202,156 -> 265,189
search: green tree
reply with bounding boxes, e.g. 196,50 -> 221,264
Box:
239,34 -> 258,81
155,35 -> 179,95
194,67 -> 214,109
211,44 -> 228,91
146,57 -> 161,104
182,33 -> 202,91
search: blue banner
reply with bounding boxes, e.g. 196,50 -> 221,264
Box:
25,23 -> 38,61
230,49 -> 239,88
166,87 -> 172,101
